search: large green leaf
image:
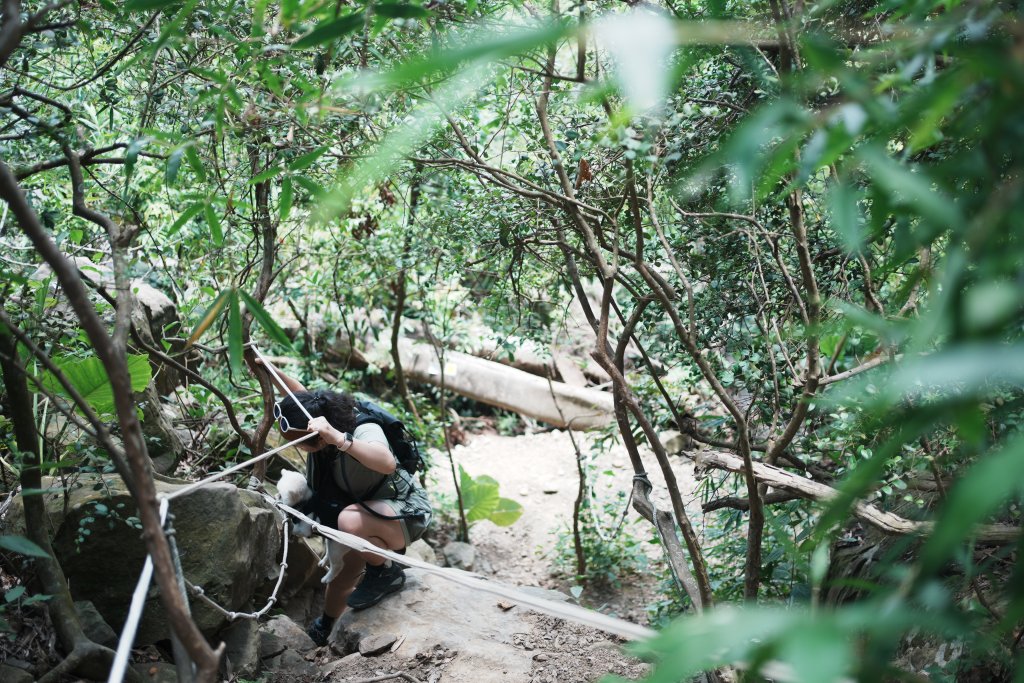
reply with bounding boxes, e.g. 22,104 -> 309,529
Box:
38,354 -> 151,417
0,535 -> 50,559
238,290 -> 292,347
458,466 -> 522,527
292,12 -> 365,50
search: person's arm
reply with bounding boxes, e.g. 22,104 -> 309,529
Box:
306,416 -> 397,475
254,357 -> 306,395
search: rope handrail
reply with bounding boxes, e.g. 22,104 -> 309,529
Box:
165,431 -> 317,501
269,495 -> 656,642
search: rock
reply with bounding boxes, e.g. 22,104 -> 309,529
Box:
341,569 -> 533,681
323,652 -> 364,678
221,618 -> 260,679
260,615 -> 316,657
518,586 -> 571,602
74,599 -> 117,648
359,632 -> 398,656
263,648 -> 317,680
137,384 -> 185,475
542,486 -> 559,494
442,541 -> 476,570
407,538 -> 442,566
32,475 -> 281,646
0,664 -> 33,683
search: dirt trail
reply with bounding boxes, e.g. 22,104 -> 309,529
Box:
428,429 -> 707,623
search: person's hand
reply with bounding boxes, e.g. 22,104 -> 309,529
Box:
306,416 -> 342,446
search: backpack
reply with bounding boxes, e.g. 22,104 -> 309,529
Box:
353,399 -> 423,476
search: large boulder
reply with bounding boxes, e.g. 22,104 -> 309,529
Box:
42,474 -> 283,645
338,569 -> 535,681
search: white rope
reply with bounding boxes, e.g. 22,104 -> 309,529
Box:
185,518 -> 292,621
270,497 -> 656,642
251,345 -> 315,422
107,498 -> 169,683
165,431 -> 317,502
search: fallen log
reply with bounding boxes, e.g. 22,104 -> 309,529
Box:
397,340 -> 614,430
691,449 -> 1020,544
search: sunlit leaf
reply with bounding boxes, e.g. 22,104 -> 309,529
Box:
37,354 -> 151,417
594,9 -> 677,113
186,289 -> 231,347
249,166 -> 283,184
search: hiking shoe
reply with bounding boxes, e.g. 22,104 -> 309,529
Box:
347,562 -> 406,610
307,616 -> 332,647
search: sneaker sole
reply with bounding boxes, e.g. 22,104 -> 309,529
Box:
348,573 -> 406,611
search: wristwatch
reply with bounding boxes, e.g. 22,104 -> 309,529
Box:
339,432 -> 354,452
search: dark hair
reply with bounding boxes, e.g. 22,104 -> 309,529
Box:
277,390 -> 358,434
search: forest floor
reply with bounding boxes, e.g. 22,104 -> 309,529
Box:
427,425 -> 707,626
322,425 -> 710,683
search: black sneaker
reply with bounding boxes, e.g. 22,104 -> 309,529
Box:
307,615 -> 332,647
347,562 -> 406,610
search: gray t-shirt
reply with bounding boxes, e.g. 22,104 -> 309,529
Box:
329,422 -> 394,500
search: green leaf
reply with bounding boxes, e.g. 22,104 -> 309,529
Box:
204,202 -> 223,245
279,176 -> 294,220
920,431 -> 1024,574
857,146 -> 963,231
4,586 -> 25,602
292,12 -> 365,50
829,181 -> 864,254
185,145 -> 206,182
0,535 -> 50,559
459,466 -> 521,527
238,290 -> 292,347
287,146 -> 329,172
38,354 -> 151,417
186,289 -> 232,346
124,0 -> 180,10
165,202 -> 204,237
249,166 -> 283,184
488,497 -> 523,527
124,138 -> 146,180
165,147 -> 185,186
228,290 -> 243,377
374,2 -> 430,19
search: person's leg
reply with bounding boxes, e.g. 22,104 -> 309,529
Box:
323,552 -> 365,617
337,501 -> 408,609
308,549 -> 364,646
336,500 -> 407,564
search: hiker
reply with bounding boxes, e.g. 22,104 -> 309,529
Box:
256,358 -> 432,647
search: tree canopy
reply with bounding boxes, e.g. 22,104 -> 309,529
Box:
1,0 -> 1023,681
